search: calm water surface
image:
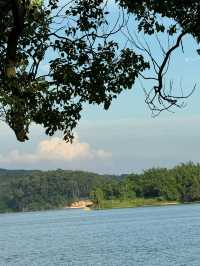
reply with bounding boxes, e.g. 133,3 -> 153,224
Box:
0,204 -> 200,266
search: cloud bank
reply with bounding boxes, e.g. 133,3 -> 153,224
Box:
0,135 -> 112,165
0,115 -> 200,173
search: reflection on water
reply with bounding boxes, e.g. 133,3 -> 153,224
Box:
1,204 -> 200,266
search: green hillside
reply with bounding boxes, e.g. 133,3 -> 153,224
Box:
1,162 -> 200,212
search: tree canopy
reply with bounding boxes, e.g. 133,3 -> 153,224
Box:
0,0 -> 199,141
1,162 -> 200,212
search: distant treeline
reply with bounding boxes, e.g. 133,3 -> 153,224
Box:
0,162 -> 200,212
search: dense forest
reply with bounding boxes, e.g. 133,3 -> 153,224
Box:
1,162 -> 200,213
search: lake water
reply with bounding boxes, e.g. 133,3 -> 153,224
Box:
0,204 -> 200,266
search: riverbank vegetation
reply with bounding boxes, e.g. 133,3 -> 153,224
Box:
95,199 -> 179,210
0,162 -> 200,212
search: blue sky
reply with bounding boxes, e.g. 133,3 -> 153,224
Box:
0,1 -> 200,174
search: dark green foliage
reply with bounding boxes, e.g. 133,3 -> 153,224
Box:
79,162 -> 200,207
117,0 -> 200,39
1,162 -> 200,213
0,169 -> 116,212
2,1 -> 199,141
0,0 -> 149,141
127,163 -> 200,202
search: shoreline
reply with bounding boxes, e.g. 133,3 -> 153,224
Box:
95,199 -> 180,210
2,200 -> 200,214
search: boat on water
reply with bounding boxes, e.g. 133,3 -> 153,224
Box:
65,200 -> 93,209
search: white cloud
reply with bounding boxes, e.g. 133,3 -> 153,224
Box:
0,150 -> 36,164
1,115 -> 200,173
96,149 -> 112,159
38,136 -> 93,160
0,134 -> 112,165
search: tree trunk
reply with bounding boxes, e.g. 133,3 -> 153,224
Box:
6,0 -> 26,77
